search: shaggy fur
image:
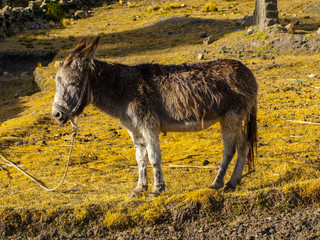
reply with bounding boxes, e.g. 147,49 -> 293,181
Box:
52,36 -> 258,196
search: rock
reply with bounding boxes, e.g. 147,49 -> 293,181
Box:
20,71 -> 28,78
236,18 -> 244,25
268,23 -> 284,34
198,53 -> 204,60
317,27 -> 320,35
199,31 -> 207,38
14,89 -> 22,98
40,2 -> 48,10
74,10 -> 87,19
243,15 -> 253,26
203,35 -> 215,45
219,46 -> 228,53
247,28 -> 253,35
29,1 -> 42,8
284,21 -> 300,34
3,71 -> 13,79
3,5 -> 11,13
203,160 -> 210,166
308,74 -> 316,78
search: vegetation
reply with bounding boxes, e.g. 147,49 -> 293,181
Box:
164,3 -> 184,10
46,2 -> 65,21
203,3 -> 218,12
0,0 -> 320,237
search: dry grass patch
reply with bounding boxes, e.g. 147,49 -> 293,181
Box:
0,0 -> 320,236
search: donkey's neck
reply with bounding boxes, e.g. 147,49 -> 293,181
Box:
89,59 -> 131,119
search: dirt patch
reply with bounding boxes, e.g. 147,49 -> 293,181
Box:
150,16 -> 232,30
218,31 -> 320,59
1,189 -> 320,239
112,207 -> 320,240
266,34 -> 320,54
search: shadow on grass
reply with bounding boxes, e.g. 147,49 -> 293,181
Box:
97,16 -> 239,58
33,16 -> 241,59
0,51 -> 57,124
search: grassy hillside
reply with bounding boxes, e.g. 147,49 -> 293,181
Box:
0,0 -> 320,237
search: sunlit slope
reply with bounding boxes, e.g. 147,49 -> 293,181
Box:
0,0 -> 319,233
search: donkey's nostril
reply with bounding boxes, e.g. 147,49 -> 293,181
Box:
54,112 -> 61,119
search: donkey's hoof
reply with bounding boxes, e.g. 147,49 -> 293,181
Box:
130,185 -> 148,197
149,185 -> 165,198
209,181 -> 224,190
149,190 -> 161,198
224,182 -> 236,192
148,190 -> 162,198
129,192 -> 137,198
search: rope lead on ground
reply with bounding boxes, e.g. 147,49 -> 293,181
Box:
0,120 -> 77,192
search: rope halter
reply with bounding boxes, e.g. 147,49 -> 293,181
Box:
53,77 -> 89,128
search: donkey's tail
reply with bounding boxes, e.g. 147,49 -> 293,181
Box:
244,104 -> 258,173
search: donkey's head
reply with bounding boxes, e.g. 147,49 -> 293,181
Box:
52,36 -> 101,124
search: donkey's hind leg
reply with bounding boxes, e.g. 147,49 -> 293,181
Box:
129,131 -> 149,197
225,128 -> 249,191
210,118 -> 237,190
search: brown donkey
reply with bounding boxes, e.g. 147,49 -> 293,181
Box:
52,36 -> 258,197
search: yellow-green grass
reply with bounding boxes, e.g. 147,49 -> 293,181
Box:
0,0 -> 320,233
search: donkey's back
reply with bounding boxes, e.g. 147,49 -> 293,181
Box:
134,59 -> 257,133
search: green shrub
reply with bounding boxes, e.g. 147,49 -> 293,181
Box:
203,3 -> 218,12
46,2 -> 65,21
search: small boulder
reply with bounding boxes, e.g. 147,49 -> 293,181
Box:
236,18 -> 244,25
74,10 -> 87,19
242,15 -> 253,26
199,31 -> 207,38
198,53 -> 204,60
203,35 -> 215,45
284,21 -> 299,34
20,71 -> 28,78
3,71 -> 13,79
308,74 -> 316,78
219,46 -> 228,53
203,160 -> 210,166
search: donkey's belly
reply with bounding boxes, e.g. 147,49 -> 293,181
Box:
160,119 -> 219,132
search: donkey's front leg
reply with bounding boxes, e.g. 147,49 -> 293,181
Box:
144,130 -> 165,197
129,131 -> 149,197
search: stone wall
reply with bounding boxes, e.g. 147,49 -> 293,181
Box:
253,0 -> 279,30
0,0 -> 108,41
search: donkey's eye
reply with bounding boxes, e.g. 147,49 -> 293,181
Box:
56,76 -> 62,82
68,83 -> 77,87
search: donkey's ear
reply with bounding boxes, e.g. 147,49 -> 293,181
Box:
72,38 -> 89,54
62,38 -> 89,67
79,35 -> 101,59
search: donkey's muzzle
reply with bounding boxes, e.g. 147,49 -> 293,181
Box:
52,105 -> 68,124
